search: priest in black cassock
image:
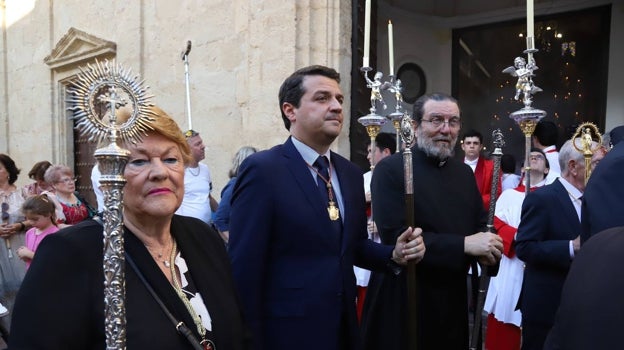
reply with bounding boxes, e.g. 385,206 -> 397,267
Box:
360,93 -> 504,349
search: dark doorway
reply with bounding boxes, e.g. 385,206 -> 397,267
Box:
452,5 -> 611,164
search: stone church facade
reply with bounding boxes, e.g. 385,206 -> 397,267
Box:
1,0 -> 354,196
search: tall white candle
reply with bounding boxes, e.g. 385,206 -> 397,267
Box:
363,0 -> 371,68
388,20 -> 394,75
527,0 -> 534,38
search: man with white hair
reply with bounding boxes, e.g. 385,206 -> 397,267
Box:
515,137 -> 604,350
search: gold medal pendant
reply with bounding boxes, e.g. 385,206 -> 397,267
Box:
328,202 -> 340,221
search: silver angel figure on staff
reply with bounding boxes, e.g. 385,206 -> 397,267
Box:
365,71 -> 392,113
503,56 -> 543,107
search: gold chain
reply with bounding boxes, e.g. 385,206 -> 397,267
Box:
169,240 -> 207,341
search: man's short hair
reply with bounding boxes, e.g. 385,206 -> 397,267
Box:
278,65 -> 341,131
461,129 -> 483,144
533,120 -> 558,147
368,133 -> 397,155
412,93 -> 459,124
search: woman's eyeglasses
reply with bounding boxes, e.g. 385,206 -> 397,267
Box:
57,177 -> 77,184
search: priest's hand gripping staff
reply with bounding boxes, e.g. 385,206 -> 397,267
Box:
469,129 -> 505,350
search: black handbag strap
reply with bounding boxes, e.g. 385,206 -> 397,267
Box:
125,252 -> 204,350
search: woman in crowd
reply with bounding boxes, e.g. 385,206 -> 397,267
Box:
44,164 -> 94,225
213,145 -> 257,243
0,154 -> 28,236
10,106 -> 248,349
0,153 -> 27,318
23,161 -> 53,197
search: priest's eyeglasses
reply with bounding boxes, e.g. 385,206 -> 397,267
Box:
421,117 -> 461,129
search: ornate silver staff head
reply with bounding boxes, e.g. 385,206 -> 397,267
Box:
571,122 -> 603,184
400,113 -> 415,149
67,59 -> 154,350
68,59 -> 154,145
491,129 -> 505,156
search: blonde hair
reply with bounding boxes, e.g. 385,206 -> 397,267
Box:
229,146 -> 258,178
129,106 -> 192,165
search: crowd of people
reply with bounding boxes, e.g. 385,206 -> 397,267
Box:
0,64 -> 622,349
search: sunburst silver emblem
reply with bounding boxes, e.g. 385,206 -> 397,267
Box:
67,59 -> 154,144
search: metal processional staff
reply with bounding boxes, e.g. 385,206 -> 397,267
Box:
571,122 -> 603,185
469,130 -> 505,350
68,59 -> 155,349
503,0 -> 546,196
181,40 -> 193,130
360,2 -> 417,348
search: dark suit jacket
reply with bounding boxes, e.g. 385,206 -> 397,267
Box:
581,141 -> 624,242
228,137 -> 394,350
544,226 -> 624,350
10,216 -> 248,350
515,178 -> 580,327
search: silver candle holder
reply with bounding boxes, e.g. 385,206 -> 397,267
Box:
359,67 -> 389,170
386,75 -> 405,153
503,43 -> 546,194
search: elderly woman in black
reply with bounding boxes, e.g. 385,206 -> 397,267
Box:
10,107 -> 248,349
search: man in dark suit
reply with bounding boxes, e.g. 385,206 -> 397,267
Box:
228,65 -> 425,350
581,125 -> 624,242
515,137 -> 594,350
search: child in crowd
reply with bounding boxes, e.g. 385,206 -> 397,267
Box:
16,194 -> 59,269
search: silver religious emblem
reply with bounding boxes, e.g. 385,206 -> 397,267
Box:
67,59 -> 154,349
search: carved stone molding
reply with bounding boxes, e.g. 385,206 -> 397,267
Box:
44,27 -> 116,70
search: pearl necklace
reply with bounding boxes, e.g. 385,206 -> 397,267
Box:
145,237 -> 173,268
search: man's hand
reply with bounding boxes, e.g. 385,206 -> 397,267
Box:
367,220 -> 378,236
392,227 -> 425,265
464,232 -> 503,266
572,235 -> 581,253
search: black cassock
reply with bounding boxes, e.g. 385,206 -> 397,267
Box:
361,148 -> 487,349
